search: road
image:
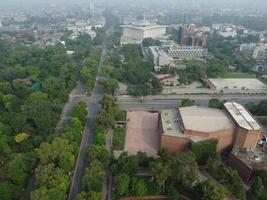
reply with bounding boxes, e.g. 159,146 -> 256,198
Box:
67,34 -> 109,200
117,95 -> 267,111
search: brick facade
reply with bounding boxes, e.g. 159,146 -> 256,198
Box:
226,153 -> 253,181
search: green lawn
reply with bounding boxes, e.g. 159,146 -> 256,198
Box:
113,127 -> 126,150
220,72 -> 257,78
115,111 -> 126,121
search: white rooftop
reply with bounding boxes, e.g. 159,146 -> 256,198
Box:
179,106 -> 235,133
209,78 -> 267,90
224,102 -> 261,131
161,109 -> 184,137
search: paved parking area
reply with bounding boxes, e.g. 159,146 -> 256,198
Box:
124,111 -> 160,157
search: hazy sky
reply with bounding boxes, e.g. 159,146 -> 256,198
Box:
0,0 -> 267,9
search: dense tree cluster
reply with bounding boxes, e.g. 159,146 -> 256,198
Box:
207,155 -> 246,199
80,48 -> 102,95
30,101 -> 87,200
246,100 -> 267,116
96,95 -> 119,128
0,38 -> 93,199
106,44 -> 163,96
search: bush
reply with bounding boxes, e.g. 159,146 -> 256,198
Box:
113,128 -> 126,150
191,139 -> 218,165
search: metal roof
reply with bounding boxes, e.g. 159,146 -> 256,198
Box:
224,102 -> 261,131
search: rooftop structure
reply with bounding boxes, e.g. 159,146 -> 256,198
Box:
160,109 -> 184,137
167,46 -> 208,60
179,106 -> 234,133
227,146 -> 267,181
207,78 -> 267,91
232,146 -> 267,169
224,102 -> 261,131
120,22 -> 166,45
148,46 -> 172,70
124,111 -> 160,157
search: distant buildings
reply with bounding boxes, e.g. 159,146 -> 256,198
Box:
120,21 -> 166,45
167,46 -> 208,60
212,23 -> 239,38
204,78 -> 267,92
148,46 -> 172,70
240,43 -> 267,62
172,24 -> 208,47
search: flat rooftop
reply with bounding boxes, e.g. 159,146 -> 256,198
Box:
160,109 -> 184,137
224,102 -> 261,131
179,106 -> 235,133
232,146 -> 267,170
208,78 -> 267,90
124,111 -> 160,157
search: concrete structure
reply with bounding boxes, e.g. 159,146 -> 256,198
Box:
124,111 -> 160,157
148,46 -> 172,70
240,43 -> 267,61
205,78 -> 267,92
167,46 -> 208,60
159,106 -> 236,153
158,102 -> 262,153
227,146 -> 267,181
120,22 -> 166,45
224,102 -> 262,148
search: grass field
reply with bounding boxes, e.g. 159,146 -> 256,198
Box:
220,72 -> 257,78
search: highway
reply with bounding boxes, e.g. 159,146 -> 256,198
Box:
117,95 -> 267,111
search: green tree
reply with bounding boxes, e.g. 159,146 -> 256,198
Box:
193,180 -> 227,200
0,182 -> 13,200
72,101 -> 87,125
247,177 -> 265,200
172,152 -> 199,187
7,155 -> 28,186
131,178 -> 147,196
88,145 -> 112,167
15,132 -> 30,143
22,91 -> 58,135
181,99 -> 195,107
82,160 -> 104,192
35,164 -> 69,191
116,174 -> 130,197
30,187 -> 50,200
118,153 -> 139,175
209,99 -> 223,109
191,139 -> 218,165
151,159 -> 169,192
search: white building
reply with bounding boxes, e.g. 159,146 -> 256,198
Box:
167,46 -> 208,60
148,46 -> 172,71
120,22 -> 166,45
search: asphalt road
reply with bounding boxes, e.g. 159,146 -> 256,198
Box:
67,40 -> 108,200
117,95 -> 267,111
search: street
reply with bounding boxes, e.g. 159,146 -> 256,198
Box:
67,34 -> 108,200
117,95 -> 267,111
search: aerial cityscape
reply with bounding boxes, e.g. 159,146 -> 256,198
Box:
0,0 -> 267,200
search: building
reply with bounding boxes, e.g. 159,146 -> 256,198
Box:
227,146 -> 267,181
240,43 -> 267,61
158,106 -> 235,153
120,22 -> 166,45
204,78 -> 267,94
167,46 -> 208,60
148,46 -> 172,70
158,102 -> 262,153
